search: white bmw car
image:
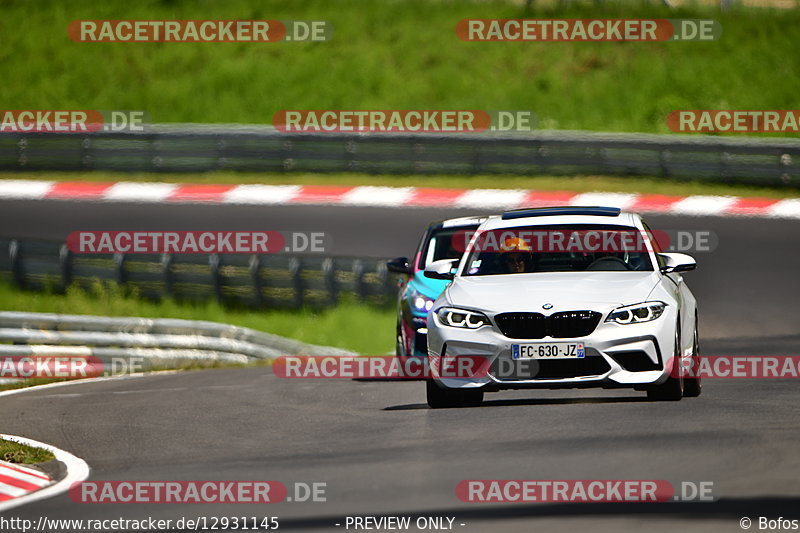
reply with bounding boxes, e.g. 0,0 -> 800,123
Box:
424,206 -> 701,408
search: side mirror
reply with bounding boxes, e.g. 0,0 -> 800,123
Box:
424,258 -> 458,280
386,257 -> 413,275
659,253 -> 696,274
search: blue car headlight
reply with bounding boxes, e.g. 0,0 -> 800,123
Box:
605,302 -> 666,324
409,289 -> 434,313
436,307 -> 491,329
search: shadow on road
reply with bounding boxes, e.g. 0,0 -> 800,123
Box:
273,497 -> 800,530
384,395 -> 650,411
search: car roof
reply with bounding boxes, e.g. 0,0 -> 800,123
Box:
478,206 -> 640,231
437,215 -> 490,229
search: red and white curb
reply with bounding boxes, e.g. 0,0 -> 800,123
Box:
0,460 -> 51,502
0,179 -> 798,219
0,434 -> 90,512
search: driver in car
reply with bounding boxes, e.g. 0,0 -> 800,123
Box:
500,237 -> 534,274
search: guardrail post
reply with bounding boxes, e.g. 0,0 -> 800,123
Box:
9,240 -> 24,288
81,137 -> 93,169
282,139 -> 294,171
660,149 -> 672,178
289,257 -> 303,308
322,257 -> 337,305
345,140 -> 358,171
249,255 -> 264,307
720,151 -> 731,179
412,142 -> 424,174
161,253 -> 173,299
209,254 -> 223,302
376,260 -> 391,305
780,153 -> 792,186
216,137 -> 228,170
16,137 -> 27,168
537,143 -> 549,173
150,135 -> 162,171
59,244 -> 72,291
471,141 -> 482,174
597,146 -> 609,174
352,259 -> 366,302
113,253 -> 127,284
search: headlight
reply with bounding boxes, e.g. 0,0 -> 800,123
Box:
409,290 -> 434,312
436,307 -> 490,329
606,302 -> 666,324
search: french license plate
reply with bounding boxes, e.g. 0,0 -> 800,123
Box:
512,343 -> 585,360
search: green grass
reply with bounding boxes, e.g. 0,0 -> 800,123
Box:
3,170 -> 798,199
0,280 -> 397,391
0,376 -> 80,393
0,0 -> 798,136
0,438 -> 55,464
0,361 -> 277,393
0,280 -> 395,355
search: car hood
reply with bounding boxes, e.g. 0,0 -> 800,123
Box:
444,271 -> 660,314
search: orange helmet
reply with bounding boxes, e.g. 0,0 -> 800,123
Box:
499,236 -> 533,254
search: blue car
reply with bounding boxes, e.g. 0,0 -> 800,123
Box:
387,216 -> 486,359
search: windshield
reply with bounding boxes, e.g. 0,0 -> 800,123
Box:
462,224 -> 654,275
418,225 -> 479,268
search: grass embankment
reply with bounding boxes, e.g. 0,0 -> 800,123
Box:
0,1 -> 797,135
0,281 -> 395,357
0,439 -> 55,464
0,280 -> 396,391
2,171 -> 798,199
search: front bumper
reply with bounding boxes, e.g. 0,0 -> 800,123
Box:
427,309 -> 677,390
400,315 -> 429,358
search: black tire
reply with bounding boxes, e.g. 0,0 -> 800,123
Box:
426,380 -> 484,408
683,318 -> 702,398
647,325 -> 684,401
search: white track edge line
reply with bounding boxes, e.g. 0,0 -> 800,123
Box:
0,370 -> 185,399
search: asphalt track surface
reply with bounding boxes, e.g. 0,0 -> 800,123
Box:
0,199 -> 799,532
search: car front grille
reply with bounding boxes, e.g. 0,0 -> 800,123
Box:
489,352 -> 611,380
494,312 -> 547,339
494,311 -> 601,339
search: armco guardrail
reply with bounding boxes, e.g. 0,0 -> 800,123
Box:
1,124 -> 798,187
0,311 -> 354,384
0,239 -> 397,309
